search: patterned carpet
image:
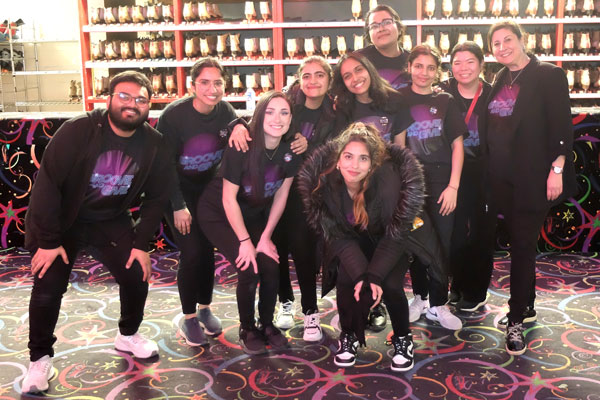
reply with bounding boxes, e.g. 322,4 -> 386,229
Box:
0,248 -> 599,399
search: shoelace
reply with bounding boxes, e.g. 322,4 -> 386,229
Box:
306,314 -> 319,328
392,337 -> 411,355
339,335 -> 357,352
281,301 -> 293,314
507,323 -> 524,343
31,360 -> 51,374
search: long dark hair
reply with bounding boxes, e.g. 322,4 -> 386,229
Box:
331,51 -> 396,119
246,91 -> 294,198
313,122 -> 388,230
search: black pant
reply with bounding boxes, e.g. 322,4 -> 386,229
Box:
337,254 -> 411,337
28,215 -> 148,361
200,214 -> 279,329
410,180 -> 454,307
450,161 -> 491,302
273,183 -> 319,314
484,179 -> 546,323
166,190 -> 215,315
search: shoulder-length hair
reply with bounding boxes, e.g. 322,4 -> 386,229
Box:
246,91 -> 294,198
331,51 -> 396,118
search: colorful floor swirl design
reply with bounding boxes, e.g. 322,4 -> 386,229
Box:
0,249 -> 599,399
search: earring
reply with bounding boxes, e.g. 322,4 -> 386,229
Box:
336,165 -> 340,170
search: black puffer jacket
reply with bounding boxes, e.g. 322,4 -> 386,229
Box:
298,143 -> 425,291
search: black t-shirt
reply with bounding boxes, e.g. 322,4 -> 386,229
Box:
357,45 -> 411,90
79,125 -> 144,222
352,99 -> 413,143
442,79 -> 491,161
201,140 -> 301,221
157,98 -> 237,197
400,87 -> 468,180
294,105 -> 322,143
487,74 -> 521,181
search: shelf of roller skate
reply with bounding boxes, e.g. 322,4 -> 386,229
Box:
83,21 -> 276,33
86,59 -> 292,68
408,16 -> 600,26
13,70 -> 81,76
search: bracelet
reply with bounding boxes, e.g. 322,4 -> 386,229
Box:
448,184 -> 458,191
239,237 -> 251,243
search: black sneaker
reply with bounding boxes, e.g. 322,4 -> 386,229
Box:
239,326 -> 267,355
448,290 -> 460,306
497,306 -> 537,329
367,304 -> 387,332
259,324 -> 289,351
505,321 -> 527,355
334,332 -> 359,367
457,292 -> 490,312
390,333 -> 414,372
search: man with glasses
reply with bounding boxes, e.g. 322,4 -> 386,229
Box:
156,57 -> 237,347
22,71 -> 173,394
358,4 -> 411,90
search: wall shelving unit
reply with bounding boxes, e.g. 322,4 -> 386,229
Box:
77,0 -> 600,111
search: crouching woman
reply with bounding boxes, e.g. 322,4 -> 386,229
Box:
297,122 -> 424,371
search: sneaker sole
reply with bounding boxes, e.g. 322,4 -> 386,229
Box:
459,293 -> 491,312
505,344 -> 527,356
114,346 -> 159,358
334,358 -> 356,367
426,313 -> 462,330
390,361 -> 414,372
177,329 -> 208,347
274,320 -> 294,330
23,370 -> 54,393
240,342 -> 268,355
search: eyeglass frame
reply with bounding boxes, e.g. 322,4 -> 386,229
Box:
112,91 -> 151,106
367,18 -> 395,31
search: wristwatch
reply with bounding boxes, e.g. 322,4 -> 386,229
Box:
551,165 -> 563,174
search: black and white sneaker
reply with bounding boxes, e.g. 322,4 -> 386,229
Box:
334,332 -> 359,367
390,333 -> 414,372
497,306 -> 537,329
505,321 -> 527,356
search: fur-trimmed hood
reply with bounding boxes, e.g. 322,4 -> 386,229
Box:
297,141 -> 425,244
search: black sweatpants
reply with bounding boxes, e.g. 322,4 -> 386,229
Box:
337,254 -> 411,337
273,183 -> 319,314
450,161 -> 490,302
410,179 -> 454,307
166,189 -> 215,315
484,179 -> 546,323
28,215 -> 148,362
200,214 -> 279,330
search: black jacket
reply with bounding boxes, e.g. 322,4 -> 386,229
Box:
25,109 -> 172,252
298,143 -> 425,292
484,56 -> 576,211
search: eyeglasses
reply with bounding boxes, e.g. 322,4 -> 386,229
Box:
194,79 -> 225,89
112,92 -> 150,106
368,18 -> 395,31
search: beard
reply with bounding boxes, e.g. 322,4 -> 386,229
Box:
108,99 -> 149,132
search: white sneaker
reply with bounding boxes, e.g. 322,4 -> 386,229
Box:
426,305 -> 463,330
303,312 -> 323,342
115,332 -> 159,358
274,300 -> 295,330
22,355 -> 54,393
408,295 -> 429,322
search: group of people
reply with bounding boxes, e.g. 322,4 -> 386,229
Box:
21,4 -> 575,394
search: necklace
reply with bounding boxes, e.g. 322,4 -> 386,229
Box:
264,142 -> 281,161
507,68 -> 524,88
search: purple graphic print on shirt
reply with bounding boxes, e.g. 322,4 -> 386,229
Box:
358,115 -> 392,142
241,163 -> 285,200
179,133 -> 224,175
463,113 -> 480,148
488,84 -> 520,117
379,69 -> 409,90
88,150 -> 139,199
407,104 -> 443,155
299,121 -> 316,141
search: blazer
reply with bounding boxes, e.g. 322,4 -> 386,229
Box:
483,55 -> 576,212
